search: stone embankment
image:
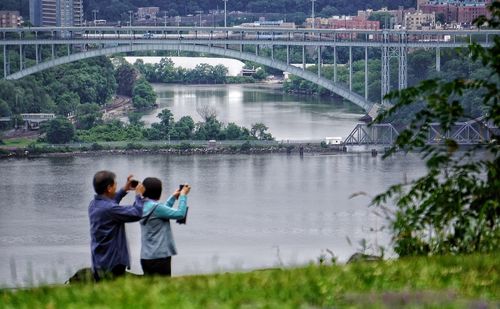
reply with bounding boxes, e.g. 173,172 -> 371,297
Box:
0,143 -> 345,159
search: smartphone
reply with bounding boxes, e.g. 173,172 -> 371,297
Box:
179,184 -> 185,191
176,207 -> 189,224
130,180 -> 139,188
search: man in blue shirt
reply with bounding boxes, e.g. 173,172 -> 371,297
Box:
88,170 -> 145,281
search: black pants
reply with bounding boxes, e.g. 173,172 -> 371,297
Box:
141,257 -> 172,276
93,264 -> 126,282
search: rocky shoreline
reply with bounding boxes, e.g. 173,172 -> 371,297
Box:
0,143 -> 347,159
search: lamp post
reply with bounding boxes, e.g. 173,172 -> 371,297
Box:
196,10 -> 203,27
92,9 -> 98,26
223,0 -> 228,28
311,0 -> 316,29
128,10 -> 133,27
164,11 -> 167,27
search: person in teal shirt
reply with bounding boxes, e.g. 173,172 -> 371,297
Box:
140,177 -> 191,276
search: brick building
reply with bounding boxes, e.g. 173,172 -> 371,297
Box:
306,15 -> 380,30
137,7 -> 160,20
421,0 -> 492,24
0,11 -> 23,27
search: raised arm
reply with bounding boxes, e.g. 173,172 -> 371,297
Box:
152,195 -> 188,220
109,194 -> 144,222
113,188 -> 127,204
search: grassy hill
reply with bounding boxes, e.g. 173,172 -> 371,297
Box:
1,254 -> 498,308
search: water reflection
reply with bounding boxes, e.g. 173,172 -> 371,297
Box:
136,84 -> 364,140
0,153 -> 426,287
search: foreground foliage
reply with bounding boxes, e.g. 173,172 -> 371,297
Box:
1,254 -> 498,308
372,3 -> 500,256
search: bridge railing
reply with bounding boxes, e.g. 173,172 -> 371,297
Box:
1,26 -> 498,46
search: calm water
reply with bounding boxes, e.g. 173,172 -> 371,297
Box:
0,153 -> 426,287
0,85 -> 425,287
136,83 -> 365,141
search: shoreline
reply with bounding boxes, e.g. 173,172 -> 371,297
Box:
0,142 -> 348,159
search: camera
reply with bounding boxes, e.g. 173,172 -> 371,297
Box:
176,207 -> 189,224
130,180 -> 139,188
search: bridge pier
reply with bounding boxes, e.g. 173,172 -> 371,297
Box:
398,33 -> 408,90
436,47 -> 441,72
349,46 -> 353,92
382,31 -> 408,102
317,46 -> 321,77
3,45 -> 6,78
381,32 -> 390,104
18,45 -> 22,71
365,46 -> 368,101
286,45 -> 290,65
333,45 -> 337,83
302,45 -> 305,70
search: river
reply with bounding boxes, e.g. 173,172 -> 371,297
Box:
136,83 -> 365,141
0,85 -> 427,288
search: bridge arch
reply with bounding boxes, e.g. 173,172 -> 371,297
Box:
5,44 -> 372,111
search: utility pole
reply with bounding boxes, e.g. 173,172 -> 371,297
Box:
223,0 -> 228,27
196,10 -> 203,27
311,0 -> 316,29
128,10 -> 133,27
92,9 -> 98,26
164,11 -> 167,27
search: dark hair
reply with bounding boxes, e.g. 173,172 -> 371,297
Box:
143,177 -> 162,200
93,170 -> 116,195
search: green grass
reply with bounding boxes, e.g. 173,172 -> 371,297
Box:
1,254 -> 498,308
0,138 -> 37,148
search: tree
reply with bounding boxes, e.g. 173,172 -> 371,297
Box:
55,92 -> 80,116
0,99 -> 11,117
250,123 -> 274,140
46,117 -> 75,144
128,112 -> 144,126
225,122 -> 243,140
153,108 -> 175,139
132,79 -> 157,109
75,103 -> 102,130
371,3 -> 500,256
115,62 -> 137,97
211,64 -> 228,84
173,116 -> 195,140
196,102 -> 217,121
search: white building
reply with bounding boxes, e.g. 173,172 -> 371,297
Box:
404,10 -> 436,30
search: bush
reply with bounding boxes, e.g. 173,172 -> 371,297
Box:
179,142 -> 192,150
46,118 -> 75,144
91,143 -> 104,151
372,5 -> 500,256
126,142 -> 144,150
240,141 -> 252,152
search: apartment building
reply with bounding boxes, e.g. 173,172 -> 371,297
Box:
0,11 -> 23,28
306,15 -> 380,30
30,0 -> 83,27
421,0 -> 492,24
404,10 -> 436,30
137,7 -> 160,20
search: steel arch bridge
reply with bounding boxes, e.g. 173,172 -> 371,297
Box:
3,43 -> 372,111
1,26 -> 498,113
